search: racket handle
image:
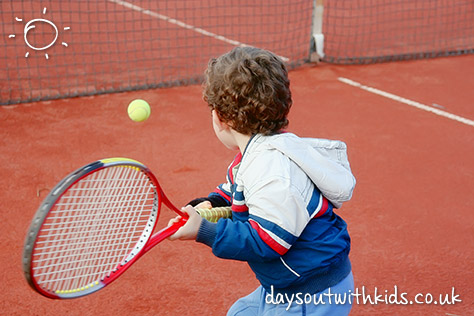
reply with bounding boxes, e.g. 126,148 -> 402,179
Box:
151,207 -> 231,244
195,206 -> 232,223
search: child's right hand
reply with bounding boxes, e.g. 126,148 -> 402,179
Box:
168,205 -> 204,241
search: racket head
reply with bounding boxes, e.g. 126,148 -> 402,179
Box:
23,158 -> 169,299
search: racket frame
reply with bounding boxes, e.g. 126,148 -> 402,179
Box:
23,158 -> 187,299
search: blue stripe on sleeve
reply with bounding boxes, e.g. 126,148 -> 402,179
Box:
249,214 -> 298,246
306,187 -> 321,217
233,190 -> 245,201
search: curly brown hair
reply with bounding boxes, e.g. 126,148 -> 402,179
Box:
203,47 -> 292,136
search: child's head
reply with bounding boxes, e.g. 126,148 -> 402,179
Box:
203,47 -> 292,136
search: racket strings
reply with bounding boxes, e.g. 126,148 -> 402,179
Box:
38,167 -> 122,291
56,167 -> 143,290
58,167 -> 127,291
32,166 -> 157,292
68,166 -> 149,290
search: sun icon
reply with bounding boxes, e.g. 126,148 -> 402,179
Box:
8,7 -> 70,60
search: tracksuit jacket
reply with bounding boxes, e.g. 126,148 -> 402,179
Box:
195,132 -> 356,295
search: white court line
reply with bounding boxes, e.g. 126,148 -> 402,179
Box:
338,77 -> 474,127
107,0 -> 289,62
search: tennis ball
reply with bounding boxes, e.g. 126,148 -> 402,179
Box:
127,99 -> 151,122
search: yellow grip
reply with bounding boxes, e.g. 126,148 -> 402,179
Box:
195,207 -> 232,223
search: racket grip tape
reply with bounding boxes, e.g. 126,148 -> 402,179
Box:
195,206 -> 232,223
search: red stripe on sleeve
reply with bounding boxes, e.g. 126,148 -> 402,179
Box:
314,197 -> 329,218
213,188 -> 232,202
227,153 -> 242,183
231,204 -> 249,213
249,220 -> 288,255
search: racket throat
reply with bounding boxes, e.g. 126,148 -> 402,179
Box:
143,219 -> 186,253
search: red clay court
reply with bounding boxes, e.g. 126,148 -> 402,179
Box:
1,1 -> 473,315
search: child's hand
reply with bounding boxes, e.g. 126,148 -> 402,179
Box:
194,200 -> 212,209
168,205 -> 203,241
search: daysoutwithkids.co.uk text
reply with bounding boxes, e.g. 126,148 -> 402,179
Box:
265,286 -> 462,310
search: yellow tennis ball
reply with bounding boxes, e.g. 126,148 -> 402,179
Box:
127,99 -> 151,122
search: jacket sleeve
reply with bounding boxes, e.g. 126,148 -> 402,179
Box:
196,174 -> 332,262
196,218 -> 282,262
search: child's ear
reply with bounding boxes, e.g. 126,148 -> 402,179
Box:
212,110 -> 229,132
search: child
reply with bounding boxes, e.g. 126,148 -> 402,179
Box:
169,47 -> 356,315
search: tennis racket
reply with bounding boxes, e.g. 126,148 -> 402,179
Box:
23,158 -> 231,299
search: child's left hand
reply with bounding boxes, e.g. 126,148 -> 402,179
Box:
168,205 -> 203,241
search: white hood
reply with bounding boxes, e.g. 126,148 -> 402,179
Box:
258,133 -> 356,208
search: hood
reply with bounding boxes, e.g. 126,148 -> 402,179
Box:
262,133 -> 356,208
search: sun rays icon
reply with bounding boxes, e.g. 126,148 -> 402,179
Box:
8,7 -> 70,60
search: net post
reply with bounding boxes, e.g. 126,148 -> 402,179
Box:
310,0 -> 325,62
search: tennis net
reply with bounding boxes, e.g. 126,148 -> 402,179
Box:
318,0 -> 474,64
1,0 -> 472,105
